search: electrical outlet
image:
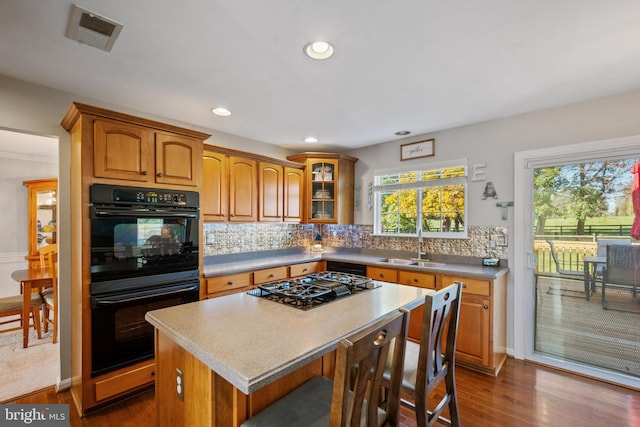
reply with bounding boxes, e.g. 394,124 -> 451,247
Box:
176,368 -> 184,401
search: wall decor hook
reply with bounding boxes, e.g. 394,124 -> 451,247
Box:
496,201 -> 514,220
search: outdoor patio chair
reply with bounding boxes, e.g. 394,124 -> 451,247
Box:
601,245 -> 640,310
535,240 -> 586,293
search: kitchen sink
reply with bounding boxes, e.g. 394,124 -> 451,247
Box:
415,260 -> 447,268
382,258 -> 416,265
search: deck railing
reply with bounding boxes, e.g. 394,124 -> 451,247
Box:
534,240 -> 596,273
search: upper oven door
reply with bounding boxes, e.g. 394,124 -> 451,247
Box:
90,206 -> 199,282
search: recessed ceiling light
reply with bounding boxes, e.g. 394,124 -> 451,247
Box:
304,41 -> 334,60
304,136 -> 319,143
395,130 -> 411,136
211,107 -> 232,116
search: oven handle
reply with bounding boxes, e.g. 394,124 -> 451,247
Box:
92,283 -> 199,306
92,208 -> 198,219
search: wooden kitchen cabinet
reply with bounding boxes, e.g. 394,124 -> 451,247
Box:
366,266 -> 398,283
206,272 -> 253,298
289,261 -> 324,277
398,270 -> 436,340
441,274 -> 507,375
94,118 -> 201,186
229,156 -> 257,222
203,145 -> 304,223
23,178 -> 58,269
283,166 -> 304,223
258,162 -> 283,222
286,152 -> 357,224
254,266 -> 288,284
61,102 -> 210,416
202,150 -> 228,221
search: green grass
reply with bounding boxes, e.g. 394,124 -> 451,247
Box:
544,216 -> 634,226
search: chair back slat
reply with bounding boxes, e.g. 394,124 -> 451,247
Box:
606,245 -> 640,285
331,308 -> 409,427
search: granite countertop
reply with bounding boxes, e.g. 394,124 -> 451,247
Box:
203,247 -> 509,280
145,281 -> 430,394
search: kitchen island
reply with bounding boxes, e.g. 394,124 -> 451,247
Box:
145,280 -> 430,427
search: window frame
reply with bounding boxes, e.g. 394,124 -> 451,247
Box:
372,159 -> 468,239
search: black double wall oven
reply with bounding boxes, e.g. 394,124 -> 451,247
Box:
89,184 -> 200,377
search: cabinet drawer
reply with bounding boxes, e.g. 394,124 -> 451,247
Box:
254,266 -> 288,284
366,267 -> 398,282
95,363 -> 155,402
398,270 -> 436,289
442,275 -> 490,296
289,261 -> 323,277
207,272 -> 252,294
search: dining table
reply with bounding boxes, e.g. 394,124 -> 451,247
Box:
583,256 -> 606,301
11,268 -> 53,348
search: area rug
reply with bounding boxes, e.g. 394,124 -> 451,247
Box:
0,327 -> 59,402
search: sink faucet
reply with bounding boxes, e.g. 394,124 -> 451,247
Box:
417,228 -> 427,260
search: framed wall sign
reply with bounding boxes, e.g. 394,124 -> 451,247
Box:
400,139 -> 435,161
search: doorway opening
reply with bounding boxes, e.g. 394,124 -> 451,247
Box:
0,127 -> 59,402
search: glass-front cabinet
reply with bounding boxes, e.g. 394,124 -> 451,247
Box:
23,178 -> 57,269
310,161 -> 335,221
286,153 -> 357,224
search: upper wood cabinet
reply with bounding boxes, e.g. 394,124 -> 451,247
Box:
23,178 -> 58,269
202,145 -> 304,223
286,152 -> 357,224
202,151 -> 228,221
259,162 -> 283,222
93,118 -> 201,187
229,156 -> 257,222
283,167 -> 303,223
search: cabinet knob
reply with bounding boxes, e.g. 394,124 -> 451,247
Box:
157,172 -> 163,177
227,281 -> 234,286
141,170 -> 148,176
462,283 -> 467,288
303,268 -> 308,272
413,278 -> 418,283
483,304 -> 489,310
268,274 -> 274,278
151,370 -> 156,377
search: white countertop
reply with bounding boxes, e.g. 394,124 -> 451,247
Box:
145,281 -> 430,394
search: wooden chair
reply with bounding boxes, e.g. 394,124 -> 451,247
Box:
0,292 -> 42,342
241,308 -> 410,427
383,282 -> 463,427
39,244 -> 58,343
602,245 -> 640,310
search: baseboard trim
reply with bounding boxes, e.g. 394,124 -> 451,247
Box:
56,377 -> 72,392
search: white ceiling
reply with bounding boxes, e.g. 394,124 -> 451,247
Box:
1,1 -> 640,152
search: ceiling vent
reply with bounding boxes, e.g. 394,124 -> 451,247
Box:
65,4 -> 123,52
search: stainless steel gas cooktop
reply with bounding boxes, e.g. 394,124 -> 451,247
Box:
247,271 -> 380,310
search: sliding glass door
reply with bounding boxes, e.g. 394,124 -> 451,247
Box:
514,137 -> 640,388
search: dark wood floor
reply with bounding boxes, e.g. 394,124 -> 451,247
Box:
7,358 -> 640,427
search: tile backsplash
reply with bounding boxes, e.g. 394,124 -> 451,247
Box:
203,223 -> 509,259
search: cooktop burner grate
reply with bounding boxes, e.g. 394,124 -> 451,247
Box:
247,271 -> 379,310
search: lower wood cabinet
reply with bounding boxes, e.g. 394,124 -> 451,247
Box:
206,272 -> 253,298
441,274 -> 507,376
289,261 -> 324,277
366,266 -> 398,282
94,362 -> 155,403
254,266 -> 288,284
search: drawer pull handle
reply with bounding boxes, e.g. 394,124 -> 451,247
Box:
157,172 -> 163,177
268,274 -> 274,278
303,268 -> 308,272
227,281 -> 233,285
483,304 -> 489,310
413,278 -> 418,283
462,283 -> 467,288
151,371 -> 156,377
141,170 -> 148,176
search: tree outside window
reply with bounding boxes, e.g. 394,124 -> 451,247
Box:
374,164 -> 467,237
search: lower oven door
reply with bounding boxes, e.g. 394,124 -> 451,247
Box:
90,279 -> 199,377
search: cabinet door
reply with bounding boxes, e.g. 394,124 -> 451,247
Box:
202,151 -> 228,221
94,119 -> 153,182
398,270 -> 436,340
366,266 -> 398,282
229,156 -> 257,222
456,295 -> 491,367
284,167 -> 303,223
308,160 -> 338,223
258,162 -> 283,222
155,133 -> 200,186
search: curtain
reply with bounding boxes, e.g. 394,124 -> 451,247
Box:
631,161 -> 640,240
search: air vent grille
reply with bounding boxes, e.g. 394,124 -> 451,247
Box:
65,4 -> 123,52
